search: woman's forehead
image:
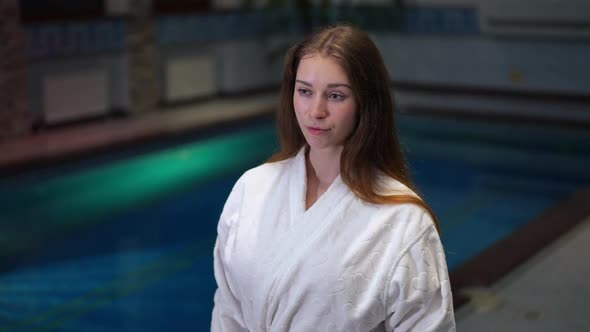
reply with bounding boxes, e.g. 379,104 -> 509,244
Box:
296,54 -> 350,86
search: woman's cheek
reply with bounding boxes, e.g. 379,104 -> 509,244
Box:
294,97 -> 307,115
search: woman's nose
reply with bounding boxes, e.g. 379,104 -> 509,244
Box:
310,97 -> 328,118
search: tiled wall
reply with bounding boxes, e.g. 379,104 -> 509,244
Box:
20,5 -> 590,125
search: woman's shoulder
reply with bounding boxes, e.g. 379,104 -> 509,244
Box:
365,176 -> 435,239
377,199 -> 434,235
237,155 -> 296,187
221,156 -> 296,217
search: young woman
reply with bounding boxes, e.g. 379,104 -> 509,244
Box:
212,24 -> 455,331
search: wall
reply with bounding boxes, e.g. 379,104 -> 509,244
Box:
0,0 -> 31,137
21,2 -> 590,125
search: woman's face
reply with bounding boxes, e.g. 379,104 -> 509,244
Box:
293,54 -> 357,153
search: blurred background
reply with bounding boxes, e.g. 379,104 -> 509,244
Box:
1,0 -> 589,331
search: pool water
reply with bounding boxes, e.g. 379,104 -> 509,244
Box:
1,114 -> 589,331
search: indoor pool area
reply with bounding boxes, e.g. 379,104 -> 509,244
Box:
1,108 -> 589,331
3,0 -> 590,331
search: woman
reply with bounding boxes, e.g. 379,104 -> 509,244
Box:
212,24 -> 455,331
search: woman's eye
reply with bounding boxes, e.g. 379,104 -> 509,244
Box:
297,88 -> 311,96
328,93 -> 344,101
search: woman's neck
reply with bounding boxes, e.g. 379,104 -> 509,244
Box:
306,146 -> 342,188
304,146 -> 342,210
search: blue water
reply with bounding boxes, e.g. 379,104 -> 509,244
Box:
1,115 -> 589,331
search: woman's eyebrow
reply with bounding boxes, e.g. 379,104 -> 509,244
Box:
327,83 -> 352,89
295,80 -> 312,86
296,80 -> 352,90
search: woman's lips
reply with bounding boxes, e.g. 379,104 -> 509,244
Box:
307,127 -> 330,135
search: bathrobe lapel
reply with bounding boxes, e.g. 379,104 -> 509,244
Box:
258,149 -> 353,329
289,148 -> 350,225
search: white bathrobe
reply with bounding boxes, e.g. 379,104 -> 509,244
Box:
211,149 -> 455,331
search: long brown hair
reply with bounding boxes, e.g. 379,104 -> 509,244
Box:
268,24 -> 439,232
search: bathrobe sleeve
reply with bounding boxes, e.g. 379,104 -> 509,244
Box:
211,179 -> 248,331
384,215 -> 456,332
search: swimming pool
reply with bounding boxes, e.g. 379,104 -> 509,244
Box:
1,114 -> 589,331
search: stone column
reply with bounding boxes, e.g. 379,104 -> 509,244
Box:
126,0 -> 160,114
0,0 -> 31,139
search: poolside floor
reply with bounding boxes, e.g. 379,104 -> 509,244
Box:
456,215 -> 590,331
